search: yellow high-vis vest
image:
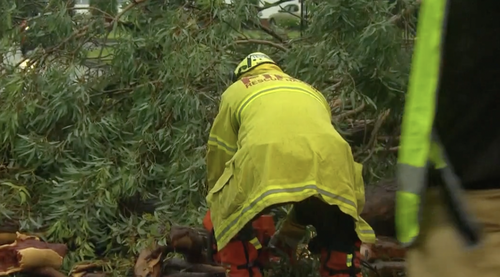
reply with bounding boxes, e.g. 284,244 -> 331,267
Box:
396,0 -> 479,247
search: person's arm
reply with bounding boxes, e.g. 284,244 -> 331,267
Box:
206,94 -> 239,191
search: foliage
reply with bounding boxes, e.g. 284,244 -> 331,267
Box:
89,0 -> 118,19
0,0 -> 418,275
274,16 -> 301,30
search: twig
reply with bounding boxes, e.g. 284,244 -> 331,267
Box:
325,79 -> 343,92
14,0 -> 147,69
378,136 -> 400,141
251,21 -> 287,43
388,2 -> 420,25
234,39 -> 288,51
256,0 -> 292,12
361,109 -> 391,163
14,25 -> 90,68
97,0 -> 148,60
193,37 -> 287,82
335,102 -> 366,121
362,260 -> 381,277
374,146 -> 399,152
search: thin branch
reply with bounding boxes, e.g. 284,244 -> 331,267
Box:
388,2 -> 420,25
325,79 -> 343,92
257,24 -> 287,42
97,0 -> 148,60
361,109 -> 391,163
256,0 -> 292,12
335,102 -> 366,121
234,39 -> 288,51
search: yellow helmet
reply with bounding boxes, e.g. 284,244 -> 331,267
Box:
232,52 -> 277,81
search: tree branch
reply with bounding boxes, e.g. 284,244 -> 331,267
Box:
335,102 -> 366,121
234,39 -> 288,51
97,0 -> 148,60
257,0 -> 292,12
256,23 -> 287,43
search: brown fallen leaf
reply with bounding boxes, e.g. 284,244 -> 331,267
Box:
134,247 -> 163,277
70,261 -> 108,277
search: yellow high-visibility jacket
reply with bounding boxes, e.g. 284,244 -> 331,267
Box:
206,65 -> 376,250
396,0 -> 479,247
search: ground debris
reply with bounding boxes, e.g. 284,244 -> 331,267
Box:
0,194 -> 406,277
136,225 -> 225,277
0,232 -> 67,277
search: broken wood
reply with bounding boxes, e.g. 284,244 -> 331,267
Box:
134,247 -> 163,277
361,236 -> 406,262
365,261 -> 406,277
70,261 -> 110,277
0,180 -> 405,277
0,232 -> 67,276
145,225 -> 211,264
0,233 -> 17,246
28,267 -> 67,277
163,258 -> 226,274
169,226 -> 208,263
164,273 -> 225,277
362,179 -> 397,238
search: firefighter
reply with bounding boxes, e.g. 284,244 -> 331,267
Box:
203,52 -> 376,277
396,0 -> 500,276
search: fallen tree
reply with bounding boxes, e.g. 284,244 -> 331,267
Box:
0,181 -> 405,277
0,0 -> 416,276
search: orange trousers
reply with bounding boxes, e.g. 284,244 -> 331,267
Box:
204,198 -> 362,277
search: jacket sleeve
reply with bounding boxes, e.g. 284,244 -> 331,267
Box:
206,94 -> 239,191
353,162 -> 366,215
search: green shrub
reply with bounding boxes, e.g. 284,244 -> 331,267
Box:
280,17 -> 301,30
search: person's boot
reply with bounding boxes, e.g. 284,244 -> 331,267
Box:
317,241 -> 362,277
218,240 -> 262,277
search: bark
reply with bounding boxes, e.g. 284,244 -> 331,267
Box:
362,179 -> 398,238
163,258 -> 226,274
0,233 -> 67,276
